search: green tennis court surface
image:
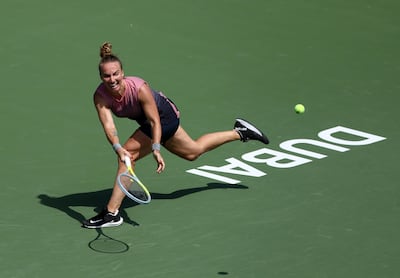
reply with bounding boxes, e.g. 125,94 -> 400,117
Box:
1,1 -> 399,277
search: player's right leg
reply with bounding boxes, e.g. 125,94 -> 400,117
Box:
82,129 -> 152,229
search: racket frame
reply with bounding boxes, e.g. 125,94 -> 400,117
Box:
117,156 -> 151,204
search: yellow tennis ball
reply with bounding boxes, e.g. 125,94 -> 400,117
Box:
295,104 -> 305,114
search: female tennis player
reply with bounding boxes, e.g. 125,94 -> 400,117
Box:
82,42 -> 269,228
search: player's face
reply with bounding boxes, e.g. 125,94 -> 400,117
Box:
100,61 -> 125,95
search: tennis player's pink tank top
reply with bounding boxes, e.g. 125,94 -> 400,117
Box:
94,76 -> 180,128
94,76 -> 147,121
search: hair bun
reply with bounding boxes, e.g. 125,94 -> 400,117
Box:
100,42 -> 113,58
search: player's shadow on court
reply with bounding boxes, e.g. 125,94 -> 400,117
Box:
37,183 -> 248,226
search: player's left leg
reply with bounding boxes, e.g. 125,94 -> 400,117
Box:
163,125 -> 240,161
164,118 -> 269,161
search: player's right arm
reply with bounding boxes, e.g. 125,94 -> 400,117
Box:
94,94 -> 130,159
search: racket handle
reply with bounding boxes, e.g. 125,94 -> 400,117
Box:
124,155 -> 132,168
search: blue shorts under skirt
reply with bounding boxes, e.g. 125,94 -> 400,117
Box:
139,117 -> 180,144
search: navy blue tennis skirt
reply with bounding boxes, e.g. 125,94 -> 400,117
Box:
138,90 -> 180,143
139,117 -> 180,144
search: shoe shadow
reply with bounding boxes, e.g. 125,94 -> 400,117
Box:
37,183 -> 248,227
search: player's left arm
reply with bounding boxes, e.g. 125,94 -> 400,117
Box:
138,83 -> 165,173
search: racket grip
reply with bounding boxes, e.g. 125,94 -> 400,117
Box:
124,155 -> 132,168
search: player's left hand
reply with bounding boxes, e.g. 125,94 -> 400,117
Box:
153,150 -> 165,173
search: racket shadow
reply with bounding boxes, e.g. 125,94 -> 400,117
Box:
88,228 -> 130,254
37,183 -> 249,226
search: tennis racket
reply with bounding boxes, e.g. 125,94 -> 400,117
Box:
117,156 -> 151,204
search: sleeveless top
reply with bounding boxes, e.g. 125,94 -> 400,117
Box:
94,76 -> 180,126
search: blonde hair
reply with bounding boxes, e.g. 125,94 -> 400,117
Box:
98,42 -> 123,74
100,42 -> 113,58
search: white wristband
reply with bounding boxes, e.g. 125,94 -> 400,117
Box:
112,143 -> 122,152
152,143 -> 161,151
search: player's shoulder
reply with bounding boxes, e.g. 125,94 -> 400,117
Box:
125,76 -> 146,84
125,76 -> 148,92
93,83 -> 104,96
93,83 -> 109,103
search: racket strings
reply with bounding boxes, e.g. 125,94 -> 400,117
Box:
119,174 -> 150,202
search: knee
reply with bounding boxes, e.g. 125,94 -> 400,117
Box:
183,153 -> 200,161
169,144 -> 203,161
